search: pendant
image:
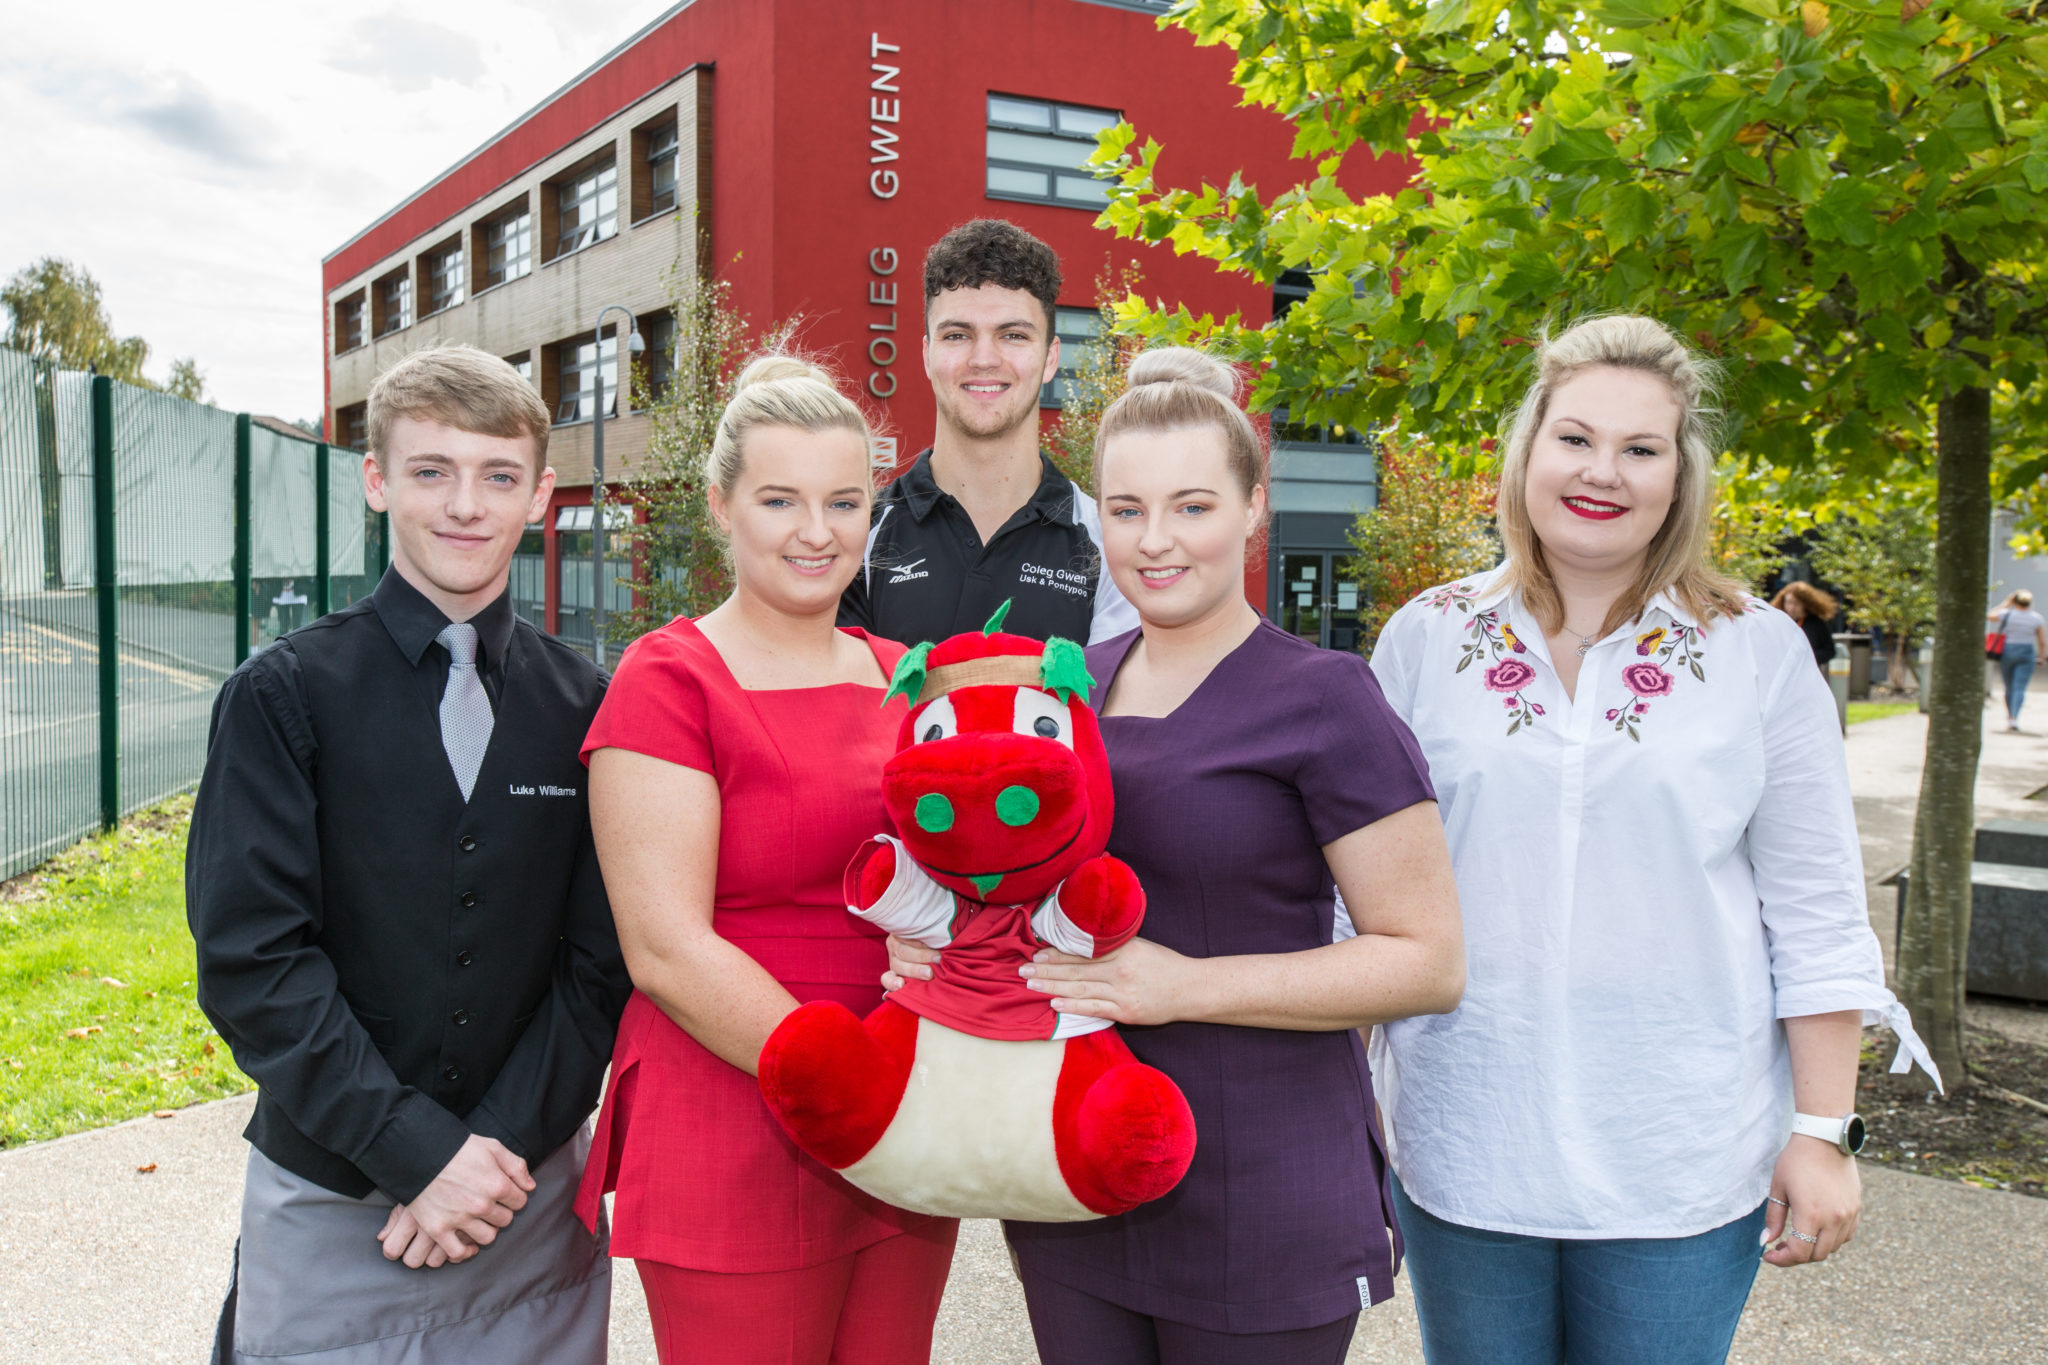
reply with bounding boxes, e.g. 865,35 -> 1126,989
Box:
1575,637 -> 1593,657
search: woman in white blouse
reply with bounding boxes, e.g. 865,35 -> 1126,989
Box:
1369,315 -> 1934,1364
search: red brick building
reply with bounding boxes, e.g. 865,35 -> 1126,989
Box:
322,0 -> 1400,651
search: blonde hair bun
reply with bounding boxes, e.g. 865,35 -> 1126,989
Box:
703,351 -> 873,506
732,353 -> 836,393
1125,346 -> 1238,401
1093,346 -> 1267,509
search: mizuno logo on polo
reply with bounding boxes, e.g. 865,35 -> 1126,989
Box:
889,558 -> 929,584
509,784 -> 578,796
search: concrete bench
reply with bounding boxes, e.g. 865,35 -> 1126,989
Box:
1973,818 -> 2048,869
1895,862 -> 2048,1003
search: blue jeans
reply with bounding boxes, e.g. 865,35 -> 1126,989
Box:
1391,1177 -> 1764,1365
2001,643 -> 2037,723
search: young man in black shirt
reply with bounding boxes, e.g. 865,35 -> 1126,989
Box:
839,218 -> 1136,646
188,345 -> 629,1362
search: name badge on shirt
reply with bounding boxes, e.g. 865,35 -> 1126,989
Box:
508,783 -> 578,797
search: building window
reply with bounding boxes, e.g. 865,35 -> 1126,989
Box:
640,311 -> 676,401
553,155 -> 619,260
1040,307 -> 1102,408
509,523 -> 547,631
986,95 -> 1120,210
1271,407 -> 1367,449
479,200 -> 532,289
554,504 -> 635,658
648,120 -> 679,216
553,332 -> 619,424
335,402 -> 368,450
422,238 -> 464,315
1273,269 -> 1313,322
372,269 -> 412,337
504,351 -> 533,386
333,292 -> 366,354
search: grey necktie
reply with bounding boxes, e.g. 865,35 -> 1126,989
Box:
437,623 -> 493,802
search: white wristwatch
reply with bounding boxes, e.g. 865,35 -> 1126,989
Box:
1791,1111 -> 1867,1156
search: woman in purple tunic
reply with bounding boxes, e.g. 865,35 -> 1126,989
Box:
890,349 -> 1465,1363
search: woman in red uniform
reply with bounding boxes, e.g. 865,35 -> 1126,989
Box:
573,355 -> 957,1363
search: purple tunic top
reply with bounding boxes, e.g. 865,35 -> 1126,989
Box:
1006,620 -> 1437,1334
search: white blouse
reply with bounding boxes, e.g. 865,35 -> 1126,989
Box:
1368,567 -> 1933,1239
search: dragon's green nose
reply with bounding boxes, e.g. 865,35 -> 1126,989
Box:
914,793 -> 954,833
995,785 -> 1040,827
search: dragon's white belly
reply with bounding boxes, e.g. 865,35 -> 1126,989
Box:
840,1015 -> 1096,1222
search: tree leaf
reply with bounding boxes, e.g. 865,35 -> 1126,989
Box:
1601,183 -> 1661,248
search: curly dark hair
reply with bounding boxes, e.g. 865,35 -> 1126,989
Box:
922,219 -> 1061,331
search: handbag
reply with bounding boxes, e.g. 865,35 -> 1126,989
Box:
1987,611 -> 2012,660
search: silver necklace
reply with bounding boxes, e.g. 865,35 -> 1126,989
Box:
1568,626 -> 1601,657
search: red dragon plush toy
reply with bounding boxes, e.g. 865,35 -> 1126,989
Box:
757,604 -> 1196,1220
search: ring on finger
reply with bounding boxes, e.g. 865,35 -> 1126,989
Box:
1785,1225 -> 1818,1245
1766,1196 -> 1788,1208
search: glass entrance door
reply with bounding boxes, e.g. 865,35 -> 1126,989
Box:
1278,552 -> 1363,652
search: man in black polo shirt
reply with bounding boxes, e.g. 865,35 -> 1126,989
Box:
839,218 -> 1137,646
188,345 -> 629,1362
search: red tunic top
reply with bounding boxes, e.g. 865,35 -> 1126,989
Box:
572,618 -> 948,1271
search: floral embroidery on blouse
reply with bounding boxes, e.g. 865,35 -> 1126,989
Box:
1606,618 -> 1704,741
1424,581 -> 1481,616
1457,607 -> 1545,735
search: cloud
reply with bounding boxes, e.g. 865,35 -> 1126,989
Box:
330,13 -> 485,93
4,58 -> 281,173
120,76 -> 279,170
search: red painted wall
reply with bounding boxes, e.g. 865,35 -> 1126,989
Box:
762,0 -> 1337,458
323,0 -> 1412,611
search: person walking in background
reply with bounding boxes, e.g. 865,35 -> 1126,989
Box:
188,346 -> 627,1363
1771,580 -> 1838,674
1369,316 -> 1934,1365
892,348 -> 1465,1365
838,219 -> 1136,647
1987,589 -> 2047,731
574,356 -> 957,1365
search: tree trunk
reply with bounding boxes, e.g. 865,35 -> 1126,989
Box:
1897,384 -> 1991,1089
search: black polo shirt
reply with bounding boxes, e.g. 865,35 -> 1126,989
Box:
838,449 -> 1137,647
186,568 -> 629,1203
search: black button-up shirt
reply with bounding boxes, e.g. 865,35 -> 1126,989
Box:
838,450 -> 1136,647
187,569 -> 629,1203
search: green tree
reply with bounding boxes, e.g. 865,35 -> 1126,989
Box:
1807,507 -> 1940,689
166,357 -> 207,403
2,257 -> 150,382
1345,447 -> 1499,652
1095,0 -> 2048,1088
1046,261 -> 1147,493
3,256 -> 206,396
1710,471 -> 1809,593
609,268 -> 794,637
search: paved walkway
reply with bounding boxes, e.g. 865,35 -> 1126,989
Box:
2,705 -> 2045,1362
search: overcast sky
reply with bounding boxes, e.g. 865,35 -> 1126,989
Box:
0,0 -> 654,422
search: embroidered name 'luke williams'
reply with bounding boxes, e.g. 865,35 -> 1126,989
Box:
508,784 -> 578,797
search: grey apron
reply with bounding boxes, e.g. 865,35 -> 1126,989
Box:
223,1127 -> 609,1363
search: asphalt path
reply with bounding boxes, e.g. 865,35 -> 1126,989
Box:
0,596 -> 229,877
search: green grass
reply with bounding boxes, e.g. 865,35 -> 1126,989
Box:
1848,701 -> 1919,725
0,796 -> 249,1148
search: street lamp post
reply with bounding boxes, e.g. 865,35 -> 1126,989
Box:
589,304 -> 644,669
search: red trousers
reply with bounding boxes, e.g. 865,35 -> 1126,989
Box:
636,1221 -> 958,1365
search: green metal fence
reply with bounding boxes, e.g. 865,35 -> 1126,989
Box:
0,347 -> 384,880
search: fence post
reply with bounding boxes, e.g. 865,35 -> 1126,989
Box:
91,376 -> 118,831
377,507 -> 390,578
234,414 -> 252,666
314,441 -> 331,617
